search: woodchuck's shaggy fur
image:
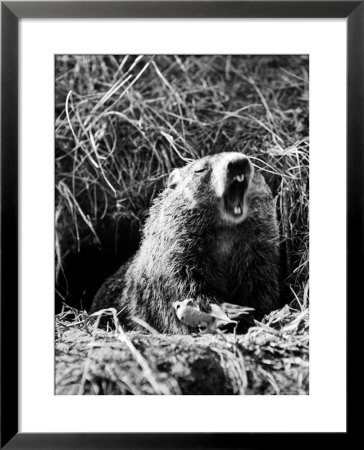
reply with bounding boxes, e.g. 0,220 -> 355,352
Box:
90,152 -> 280,334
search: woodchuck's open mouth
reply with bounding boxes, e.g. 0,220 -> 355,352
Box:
223,174 -> 247,218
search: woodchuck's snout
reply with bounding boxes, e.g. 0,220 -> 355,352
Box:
215,153 -> 254,224
90,151 -> 280,334
223,157 -> 252,221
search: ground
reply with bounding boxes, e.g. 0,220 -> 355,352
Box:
56,304 -> 309,395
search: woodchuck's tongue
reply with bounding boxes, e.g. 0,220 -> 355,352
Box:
224,177 -> 247,217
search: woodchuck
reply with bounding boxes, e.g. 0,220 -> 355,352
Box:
90,152 -> 280,334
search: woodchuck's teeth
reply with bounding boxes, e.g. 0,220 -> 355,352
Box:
234,206 -> 242,215
234,174 -> 245,182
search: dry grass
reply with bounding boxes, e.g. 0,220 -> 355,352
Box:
55,55 -> 309,394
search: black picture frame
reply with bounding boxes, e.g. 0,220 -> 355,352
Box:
1,1 -> 360,448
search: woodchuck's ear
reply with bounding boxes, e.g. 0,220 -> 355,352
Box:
167,168 -> 182,189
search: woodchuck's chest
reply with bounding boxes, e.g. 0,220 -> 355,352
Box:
206,229 -> 243,296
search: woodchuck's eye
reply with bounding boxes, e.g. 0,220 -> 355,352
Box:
194,167 -> 208,174
176,304 -> 180,309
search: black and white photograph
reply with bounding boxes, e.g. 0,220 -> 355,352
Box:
55,54 -> 309,395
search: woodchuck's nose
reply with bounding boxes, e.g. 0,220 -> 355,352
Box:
227,157 -> 252,181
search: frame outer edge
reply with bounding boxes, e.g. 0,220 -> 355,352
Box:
3,1 -> 362,19
1,2 -> 19,448
0,0 -> 360,447
347,0 -> 364,432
